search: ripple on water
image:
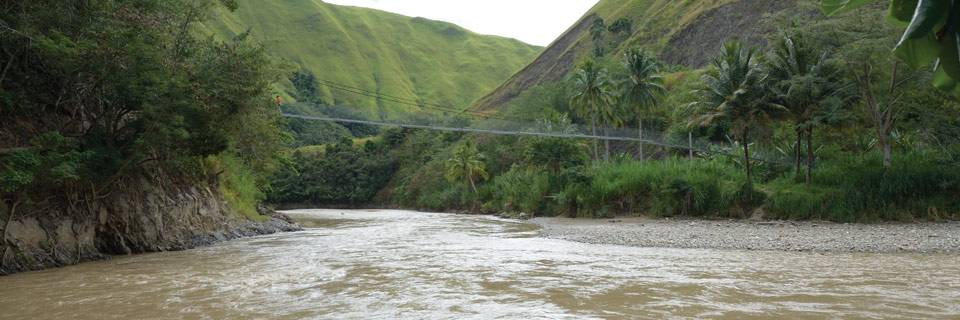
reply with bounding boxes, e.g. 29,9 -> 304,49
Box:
0,209 -> 959,319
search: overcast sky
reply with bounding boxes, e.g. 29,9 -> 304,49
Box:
323,0 -> 600,46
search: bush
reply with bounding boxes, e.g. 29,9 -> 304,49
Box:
486,165 -> 552,214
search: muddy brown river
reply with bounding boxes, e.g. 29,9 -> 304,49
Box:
1,209 -> 959,319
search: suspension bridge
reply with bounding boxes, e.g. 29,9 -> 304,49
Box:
279,80 -> 800,166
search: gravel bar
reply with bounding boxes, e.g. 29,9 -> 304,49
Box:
529,217 -> 960,253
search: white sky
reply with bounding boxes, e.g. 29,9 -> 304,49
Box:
323,0 -> 600,46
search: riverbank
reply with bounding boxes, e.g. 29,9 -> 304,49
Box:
530,217 -> 960,253
1,174 -> 304,276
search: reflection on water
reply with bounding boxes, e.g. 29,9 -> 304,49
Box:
1,209 -> 958,319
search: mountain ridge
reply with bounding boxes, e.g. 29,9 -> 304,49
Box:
468,0 -> 795,112
203,0 -> 542,112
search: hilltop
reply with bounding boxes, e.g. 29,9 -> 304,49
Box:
468,0 -> 795,112
204,0 -> 542,112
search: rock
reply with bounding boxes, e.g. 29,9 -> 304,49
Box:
1,169 -> 303,276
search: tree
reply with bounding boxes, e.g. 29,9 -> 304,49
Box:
688,41 -> 785,185
570,59 -> 617,162
766,35 -> 847,184
852,60 -> 915,168
607,18 -> 633,43
444,140 -> 489,195
590,18 -> 606,57
820,0 -> 960,97
620,48 -> 666,163
0,0 -> 285,216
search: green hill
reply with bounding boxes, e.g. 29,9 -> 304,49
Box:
204,0 -> 542,112
468,0 -> 795,112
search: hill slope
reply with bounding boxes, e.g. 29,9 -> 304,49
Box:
468,0 -> 795,112
205,0 -> 542,112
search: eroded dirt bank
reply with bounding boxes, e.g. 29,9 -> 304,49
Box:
0,173 -> 301,275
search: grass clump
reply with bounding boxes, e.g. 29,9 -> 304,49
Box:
207,154 -> 267,221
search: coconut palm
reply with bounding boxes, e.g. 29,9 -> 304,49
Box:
766,35 -> 846,185
570,59 -> 617,162
688,40 -> 784,185
444,140 -> 489,195
599,97 -> 623,162
620,48 -> 666,163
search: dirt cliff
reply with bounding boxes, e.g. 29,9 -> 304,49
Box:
0,171 -> 301,275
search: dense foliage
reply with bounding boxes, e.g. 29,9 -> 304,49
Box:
265,1 -> 960,223
267,136 -> 398,205
0,0 -> 285,216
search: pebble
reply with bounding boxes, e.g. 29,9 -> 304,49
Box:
528,217 -> 960,254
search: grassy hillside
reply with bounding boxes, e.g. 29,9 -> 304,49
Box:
469,0 -> 794,112
204,0 -> 542,113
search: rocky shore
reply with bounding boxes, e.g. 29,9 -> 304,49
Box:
530,217 -> 960,253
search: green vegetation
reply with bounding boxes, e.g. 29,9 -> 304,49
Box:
619,48 -> 667,162
267,0 -> 960,224
469,0 -> 785,112
687,40 -> 786,185
764,152 -> 960,222
444,141 -> 490,195
570,59 -> 619,161
203,0 -> 542,113
8,0 -> 956,225
819,0 -> 960,97
765,35 -> 848,184
208,154 -> 267,221
572,158 -> 761,218
267,136 -> 398,205
1,0 -> 284,220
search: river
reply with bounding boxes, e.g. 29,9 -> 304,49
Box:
1,209 -> 958,319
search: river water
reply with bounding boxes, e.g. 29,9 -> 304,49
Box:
1,209 -> 959,319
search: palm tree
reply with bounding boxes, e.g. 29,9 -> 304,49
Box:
620,48 -> 666,163
688,40 -> 784,186
570,59 -> 617,162
766,35 -> 847,185
444,140 -> 489,195
599,97 -> 623,162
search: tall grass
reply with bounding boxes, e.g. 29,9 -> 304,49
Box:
207,154 -> 267,221
567,157 -> 761,218
485,166 -> 553,214
764,152 -> 960,222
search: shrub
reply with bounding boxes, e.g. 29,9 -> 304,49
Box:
487,165 -> 552,214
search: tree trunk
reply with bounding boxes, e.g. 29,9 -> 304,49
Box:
882,142 -> 892,168
468,175 -> 477,195
795,127 -> 802,177
591,114 -> 599,163
638,115 -> 644,163
806,126 -> 813,186
604,127 -> 610,162
742,127 -> 753,202
876,133 -> 891,168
